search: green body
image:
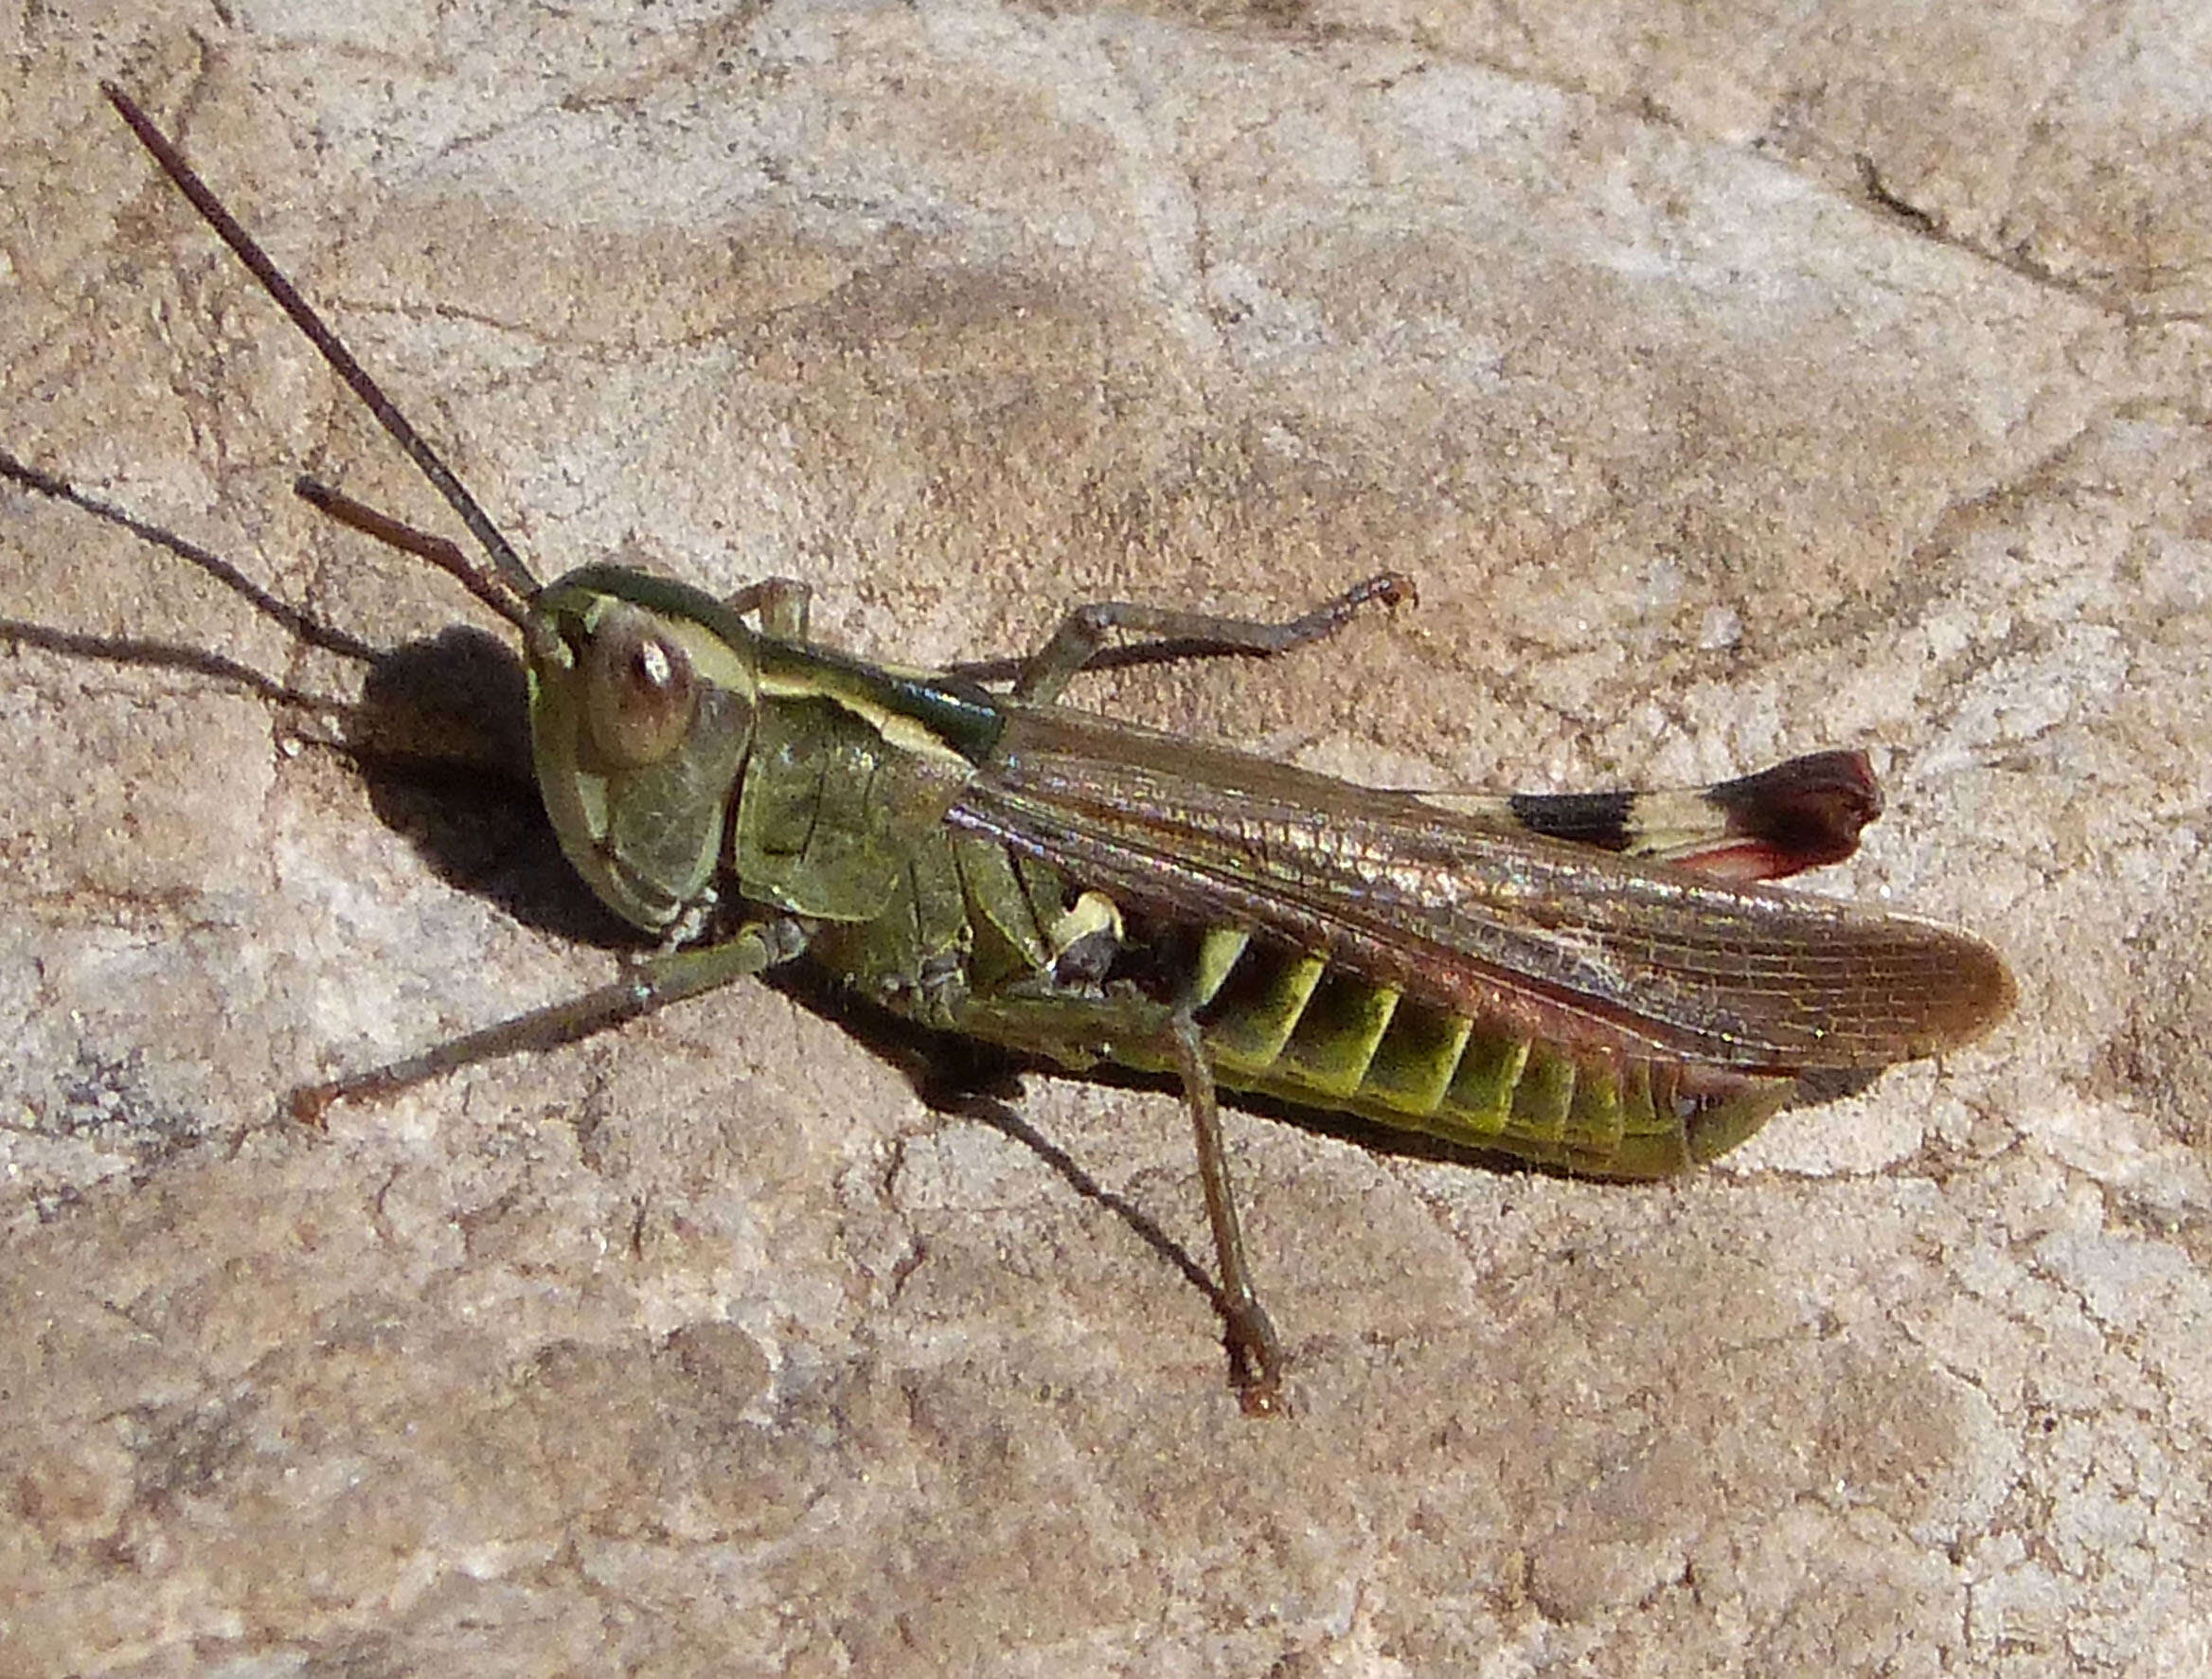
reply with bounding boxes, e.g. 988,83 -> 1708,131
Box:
526,565 -> 1811,1180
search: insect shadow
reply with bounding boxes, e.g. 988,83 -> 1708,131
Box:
2,452 -> 1311,1303
348,626 -> 631,952
0,449 -> 621,948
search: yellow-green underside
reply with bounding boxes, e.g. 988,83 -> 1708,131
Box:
954,918 -> 1791,1181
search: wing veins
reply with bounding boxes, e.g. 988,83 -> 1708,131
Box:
955,708 -> 2011,1070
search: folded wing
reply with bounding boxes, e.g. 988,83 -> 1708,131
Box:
950,707 -> 2013,1073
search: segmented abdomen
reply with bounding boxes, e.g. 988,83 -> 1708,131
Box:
1185,927 -> 1789,1179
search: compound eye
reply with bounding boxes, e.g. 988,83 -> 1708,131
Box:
581,605 -> 698,768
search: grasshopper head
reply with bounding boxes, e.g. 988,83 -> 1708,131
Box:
525,565 -> 763,937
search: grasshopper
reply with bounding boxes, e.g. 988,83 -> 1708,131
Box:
27,87 -> 2013,1410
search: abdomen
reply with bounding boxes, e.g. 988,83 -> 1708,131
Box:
1182,927 -> 1791,1178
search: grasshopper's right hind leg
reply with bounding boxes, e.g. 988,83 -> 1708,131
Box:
947,573 -> 1416,705
290,917 -> 810,1123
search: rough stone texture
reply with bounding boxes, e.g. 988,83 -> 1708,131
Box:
2,2 -> 2206,1674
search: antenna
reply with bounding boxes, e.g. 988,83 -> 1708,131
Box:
101,83 -> 545,634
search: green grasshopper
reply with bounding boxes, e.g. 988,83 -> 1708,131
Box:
60,87 -> 2013,1409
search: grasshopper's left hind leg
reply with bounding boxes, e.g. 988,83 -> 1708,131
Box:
1167,1011 -> 1286,1415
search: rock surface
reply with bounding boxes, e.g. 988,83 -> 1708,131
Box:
2,4 -> 2206,1673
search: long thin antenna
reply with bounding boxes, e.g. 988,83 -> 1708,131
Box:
101,82 -> 544,626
